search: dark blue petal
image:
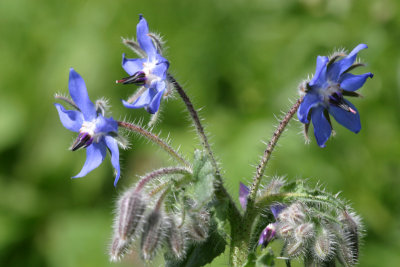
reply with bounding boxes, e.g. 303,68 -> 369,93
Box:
339,72 -> 373,92
311,106 -> 332,147
239,182 -> 250,210
54,103 -> 83,132
146,81 -> 165,114
95,114 -> 118,134
297,93 -> 321,124
329,99 -> 361,133
122,87 -> 156,109
73,142 -> 107,178
152,55 -> 169,79
328,44 -> 368,81
136,15 -> 157,60
122,53 -> 145,76
104,136 -> 120,186
68,68 -> 96,121
309,56 -> 329,87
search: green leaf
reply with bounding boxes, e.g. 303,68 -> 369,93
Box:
256,248 -> 275,267
242,252 -> 256,267
165,223 -> 226,267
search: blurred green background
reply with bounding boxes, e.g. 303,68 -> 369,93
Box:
1,0 -> 399,266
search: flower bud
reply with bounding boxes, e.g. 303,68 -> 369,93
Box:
278,222 -> 294,238
286,239 -> 304,257
168,218 -> 186,259
109,235 -> 130,262
294,223 -> 314,242
140,210 -> 165,261
313,228 -> 335,262
258,223 -> 277,248
116,189 -> 146,242
186,210 -> 210,242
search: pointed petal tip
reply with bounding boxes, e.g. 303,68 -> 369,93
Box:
139,14 -> 143,20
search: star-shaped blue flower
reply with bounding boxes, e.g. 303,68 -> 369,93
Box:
55,68 -> 121,186
117,15 -> 169,114
297,44 -> 373,147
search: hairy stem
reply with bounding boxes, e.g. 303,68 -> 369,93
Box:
118,121 -> 190,167
167,74 -> 219,175
249,97 -> 303,202
136,167 -> 191,192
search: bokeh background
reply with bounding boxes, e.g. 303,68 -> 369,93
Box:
1,0 -> 399,266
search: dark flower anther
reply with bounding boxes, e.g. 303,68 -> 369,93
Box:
118,15 -> 170,114
297,44 -> 373,147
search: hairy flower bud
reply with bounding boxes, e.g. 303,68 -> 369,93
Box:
140,210 -> 165,261
294,223 -> 314,242
278,202 -> 306,225
116,189 -> 146,242
168,218 -> 187,259
313,228 -> 335,262
278,223 -> 294,238
338,209 -> 362,262
186,210 -> 210,242
287,239 -> 304,257
109,235 -> 130,262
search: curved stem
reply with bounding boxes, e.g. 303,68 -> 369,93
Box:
136,167 -> 191,192
248,97 -> 303,202
167,74 -> 220,175
118,121 -> 190,167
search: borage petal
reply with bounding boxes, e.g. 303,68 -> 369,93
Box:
239,182 -> 250,210
328,44 -> 368,81
309,56 -> 329,87
311,106 -> 332,147
122,87 -> 157,109
329,99 -> 361,133
122,53 -> 145,76
68,68 -> 96,120
339,72 -> 373,92
73,142 -> 107,178
95,115 -> 118,134
136,15 -> 157,60
104,136 -> 120,186
297,93 -> 321,124
152,55 -> 169,80
54,103 -> 83,132
146,81 -> 165,114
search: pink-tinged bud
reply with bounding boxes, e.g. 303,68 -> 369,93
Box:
116,190 -> 146,242
294,223 -> 314,242
109,236 -> 130,262
187,210 -> 210,242
140,210 -> 165,261
278,202 -> 306,225
278,223 -> 294,238
168,219 -> 186,259
313,228 -> 335,262
286,239 -> 304,257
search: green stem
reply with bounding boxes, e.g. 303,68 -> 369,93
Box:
249,97 -> 303,202
118,121 -> 190,167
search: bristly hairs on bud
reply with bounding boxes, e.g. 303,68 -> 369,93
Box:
109,235 -> 131,262
185,208 -> 210,243
122,37 -> 146,58
167,216 -> 187,260
148,32 -> 166,55
54,93 -> 79,110
313,227 -> 336,263
95,97 -> 110,116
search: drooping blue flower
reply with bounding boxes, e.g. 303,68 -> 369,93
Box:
55,68 -> 121,186
258,204 -> 286,248
117,15 -> 169,114
297,44 -> 373,147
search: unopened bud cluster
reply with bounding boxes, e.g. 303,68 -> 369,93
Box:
109,163 -> 214,262
272,201 -> 363,266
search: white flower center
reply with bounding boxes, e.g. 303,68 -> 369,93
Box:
143,60 -> 160,85
319,82 -> 340,104
80,119 -> 103,143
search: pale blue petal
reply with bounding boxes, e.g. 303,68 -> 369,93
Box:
311,106 -> 332,148
95,114 -> 118,134
68,68 -> 96,120
104,136 -> 120,186
339,72 -> 373,92
136,15 -> 157,60
239,182 -> 249,210
122,53 -> 145,76
309,56 -> 329,87
146,82 -> 165,114
122,87 -> 156,109
54,103 -> 83,132
297,93 -> 321,124
152,55 -> 169,79
73,142 -> 107,178
329,100 -> 361,133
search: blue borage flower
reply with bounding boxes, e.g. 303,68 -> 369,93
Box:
117,15 -> 170,114
55,69 -> 121,186
297,44 -> 373,147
